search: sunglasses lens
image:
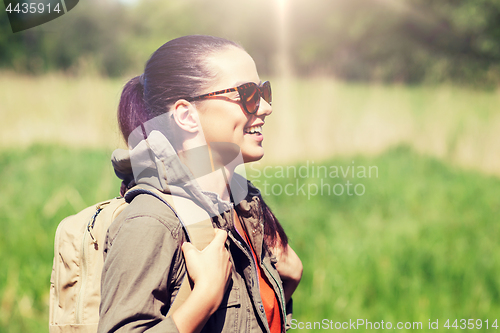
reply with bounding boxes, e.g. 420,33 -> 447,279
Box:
239,83 -> 260,114
261,81 -> 272,105
238,81 -> 272,114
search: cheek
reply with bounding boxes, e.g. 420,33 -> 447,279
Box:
200,116 -> 240,143
198,114 -> 220,139
197,105 -> 248,141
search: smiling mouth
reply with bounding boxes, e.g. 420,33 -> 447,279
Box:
244,125 -> 262,135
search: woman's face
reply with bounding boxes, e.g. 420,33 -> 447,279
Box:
196,47 -> 272,163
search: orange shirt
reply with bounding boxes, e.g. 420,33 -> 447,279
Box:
240,222 -> 282,333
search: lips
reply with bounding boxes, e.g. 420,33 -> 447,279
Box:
244,125 -> 262,134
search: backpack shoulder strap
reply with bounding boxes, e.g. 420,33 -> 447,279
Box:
124,186 -> 216,317
125,187 -> 192,242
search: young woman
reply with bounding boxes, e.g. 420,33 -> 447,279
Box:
98,35 -> 302,333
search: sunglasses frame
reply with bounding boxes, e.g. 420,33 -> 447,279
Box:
188,81 -> 272,115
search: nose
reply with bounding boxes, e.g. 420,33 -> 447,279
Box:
256,97 -> 272,117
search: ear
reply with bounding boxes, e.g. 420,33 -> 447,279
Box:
171,99 -> 201,134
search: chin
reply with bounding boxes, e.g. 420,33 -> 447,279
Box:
242,150 -> 265,163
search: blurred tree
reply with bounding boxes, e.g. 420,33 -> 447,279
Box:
288,0 -> 500,86
0,10 -> 45,73
1,0 -> 499,86
40,0 -> 135,76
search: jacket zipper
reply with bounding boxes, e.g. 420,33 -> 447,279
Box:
263,262 -> 287,333
230,203 -> 277,333
229,234 -> 270,331
230,204 -> 261,290
229,204 -> 260,284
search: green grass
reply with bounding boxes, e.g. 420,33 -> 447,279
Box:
249,146 -> 500,331
0,145 -> 120,333
1,145 -> 500,332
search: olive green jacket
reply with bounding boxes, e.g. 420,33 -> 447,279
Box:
98,128 -> 291,332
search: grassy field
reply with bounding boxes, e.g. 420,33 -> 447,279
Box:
1,145 -> 499,332
1,73 -> 499,175
1,74 -> 499,332
0,145 -> 120,333
251,147 -> 500,331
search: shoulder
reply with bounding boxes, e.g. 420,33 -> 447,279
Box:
107,193 -> 185,244
102,193 -> 188,273
99,194 -> 187,333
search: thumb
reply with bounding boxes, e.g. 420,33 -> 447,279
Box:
212,228 -> 228,244
181,241 -> 198,257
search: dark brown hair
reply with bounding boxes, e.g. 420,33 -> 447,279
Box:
118,35 -> 242,142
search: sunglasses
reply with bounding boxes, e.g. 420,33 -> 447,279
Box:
188,81 -> 272,114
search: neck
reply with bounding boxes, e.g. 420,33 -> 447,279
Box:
194,165 -> 234,202
177,144 -> 239,202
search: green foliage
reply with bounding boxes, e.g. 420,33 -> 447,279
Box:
2,0 -> 500,86
289,0 -> 500,86
1,145 -> 499,332
0,11 -> 46,74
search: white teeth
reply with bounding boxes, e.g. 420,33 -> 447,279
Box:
245,125 -> 262,134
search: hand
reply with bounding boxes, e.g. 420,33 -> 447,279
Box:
181,228 -> 232,311
172,229 -> 232,333
272,244 -> 303,303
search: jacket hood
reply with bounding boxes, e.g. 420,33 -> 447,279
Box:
111,113 -> 250,219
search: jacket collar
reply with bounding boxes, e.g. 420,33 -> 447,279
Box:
111,113 -> 250,219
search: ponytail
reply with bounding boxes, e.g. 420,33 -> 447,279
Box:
118,75 -> 148,143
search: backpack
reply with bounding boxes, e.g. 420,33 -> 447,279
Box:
49,187 -> 214,333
